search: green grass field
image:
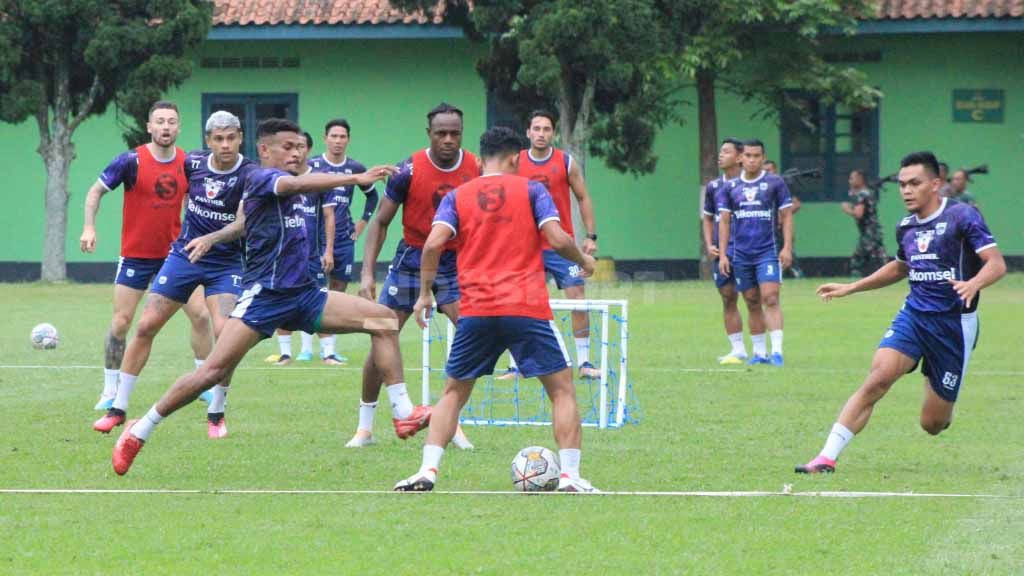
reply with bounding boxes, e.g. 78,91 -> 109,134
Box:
2,277 -> 1022,574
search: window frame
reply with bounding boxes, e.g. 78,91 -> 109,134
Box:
200,93 -> 299,159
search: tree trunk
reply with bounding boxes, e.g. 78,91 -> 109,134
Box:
696,69 -> 718,280
558,71 -> 595,248
40,132 -> 73,282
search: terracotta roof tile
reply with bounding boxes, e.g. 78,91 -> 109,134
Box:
210,0 -> 1022,27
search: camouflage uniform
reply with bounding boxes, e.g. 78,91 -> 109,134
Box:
850,189 -> 888,277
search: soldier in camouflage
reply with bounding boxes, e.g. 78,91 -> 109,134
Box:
841,169 -> 888,277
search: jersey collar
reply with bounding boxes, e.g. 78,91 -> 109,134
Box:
740,170 -> 766,184
915,197 -> 947,225
426,148 -> 464,173
528,148 -> 555,163
320,153 -> 348,168
207,153 -> 245,175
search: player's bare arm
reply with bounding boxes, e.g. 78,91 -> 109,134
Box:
80,180 -> 109,253
412,223 -> 452,328
568,161 -> 598,255
542,221 -> 595,277
778,206 -> 794,269
359,196 -> 400,300
950,246 -> 1006,306
702,213 -> 719,258
322,208 -> 336,274
717,211 -> 732,275
817,259 -> 908,301
275,167 -> 396,198
184,203 -> 245,264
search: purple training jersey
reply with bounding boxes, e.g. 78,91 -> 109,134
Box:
174,152 -> 256,264
241,167 -> 314,290
716,171 -> 793,264
309,154 -> 379,246
895,198 -> 997,314
702,175 -> 737,254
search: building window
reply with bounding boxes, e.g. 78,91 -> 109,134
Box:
779,94 -> 879,202
201,93 -> 299,159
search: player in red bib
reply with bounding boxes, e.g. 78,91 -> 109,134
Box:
395,126 -> 598,492
79,101 -> 213,412
501,110 -> 600,380
352,103 -> 478,448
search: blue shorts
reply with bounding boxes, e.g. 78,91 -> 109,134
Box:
734,259 -> 782,290
712,258 -> 735,289
115,257 -> 165,290
446,316 -> 572,380
379,240 -> 459,312
330,240 -> 355,283
543,250 -> 585,289
230,283 -> 329,338
878,306 -> 979,403
308,261 -> 328,288
150,251 -> 243,303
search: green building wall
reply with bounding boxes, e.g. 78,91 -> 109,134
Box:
0,31 -> 1020,271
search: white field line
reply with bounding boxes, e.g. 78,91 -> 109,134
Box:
1,365 -> 1021,377
0,488 -> 1013,499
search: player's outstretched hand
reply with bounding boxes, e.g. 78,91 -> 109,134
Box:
358,276 -> 377,301
412,294 -> 435,329
718,254 -> 732,276
184,235 -> 214,263
580,254 -> 597,278
949,278 -> 979,307
817,283 -> 853,302
80,227 -> 97,253
355,165 -> 399,187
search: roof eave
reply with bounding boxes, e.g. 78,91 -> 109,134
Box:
208,23 -> 465,41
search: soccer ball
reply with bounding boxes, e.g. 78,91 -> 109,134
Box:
30,323 -> 59,350
511,446 -> 560,492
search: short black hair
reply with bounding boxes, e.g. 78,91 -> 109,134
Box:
900,151 -> 940,178
324,118 -> 351,136
528,109 -> 557,129
742,138 -> 765,153
427,102 -> 463,127
938,161 -> 949,172
149,100 -> 178,118
256,118 -> 301,141
479,126 -> 527,159
764,160 -> 777,167
721,138 -> 744,152
302,131 -> 314,149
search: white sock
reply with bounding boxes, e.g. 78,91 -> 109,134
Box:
300,332 -> 314,355
770,330 -> 783,355
194,358 -> 204,369
102,369 -> 119,398
386,383 -> 413,419
207,384 -> 228,414
358,401 -> 377,432
820,422 -> 854,461
112,373 -> 137,412
575,337 -> 590,365
420,444 -> 444,475
751,333 -> 767,357
131,406 -> 164,441
727,332 -> 746,356
320,335 -> 336,358
278,335 -> 291,356
559,448 -> 581,480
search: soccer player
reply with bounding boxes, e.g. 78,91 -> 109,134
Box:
270,132 -> 343,365
395,126 -> 598,493
351,103 -> 479,448
764,160 -> 778,174
796,151 -> 1005,474
93,111 -> 255,438
716,139 -> 793,366
110,118 -> 401,476
80,101 -> 213,411
500,110 -> 600,379
702,138 -> 765,364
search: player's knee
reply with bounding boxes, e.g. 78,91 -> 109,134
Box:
367,309 -> 401,337
110,313 -> 133,337
187,306 -> 211,329
761,292 -> 780,308
198,364 -> 228,387
719,289 -> 738,307
920,416 -> 950,436
133,317 -> 161,341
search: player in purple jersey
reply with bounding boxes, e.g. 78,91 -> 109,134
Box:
94,111 -> 256,439
716,139 -> 794,366
796,152 -> 1006,474
110,119 -> 402,476
702,138 -> 765,365
79,101 -> 213,411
